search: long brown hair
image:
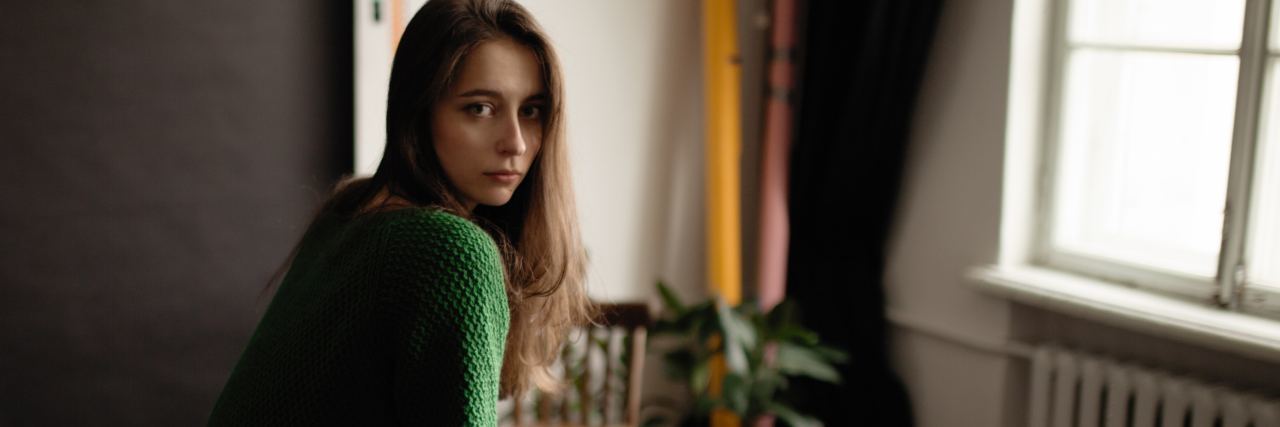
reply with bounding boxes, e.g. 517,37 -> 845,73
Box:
268,0 -> 590,398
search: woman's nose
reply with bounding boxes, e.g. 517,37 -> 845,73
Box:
496,112 -> 527,156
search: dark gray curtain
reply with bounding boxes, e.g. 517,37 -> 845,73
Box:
784,0 -> 944,426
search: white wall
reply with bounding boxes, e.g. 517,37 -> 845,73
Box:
885,0 -> 1017,425
519,0 -> 708,305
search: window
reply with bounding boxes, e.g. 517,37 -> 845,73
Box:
1036,0 -> 1280,317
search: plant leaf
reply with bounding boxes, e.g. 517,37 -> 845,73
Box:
721,372 -> 750,415
811,344 -> 849,364
752,367 -> 788,399
687,301 -> 717,342
725,303 -> 758,350
767,401 -> 824,427
691,358 -> 711,396
776,342 -> 842,384
765,300 -> 800,328
772,323 -> 819,346
715,299 -> 749,374
694,395 -> 721,416
661,300 -> 711,342
656,280 -> 686,316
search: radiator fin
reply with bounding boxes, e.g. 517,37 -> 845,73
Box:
1027,346 -> 1280,427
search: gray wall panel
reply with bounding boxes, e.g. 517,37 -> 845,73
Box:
0,2 -> 350,425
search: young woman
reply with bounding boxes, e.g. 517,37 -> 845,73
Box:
208,0 -> 591,424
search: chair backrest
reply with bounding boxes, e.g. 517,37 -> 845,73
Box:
509,302 -> 651,427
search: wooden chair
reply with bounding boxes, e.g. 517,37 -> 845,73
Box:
508,303 -> 652,427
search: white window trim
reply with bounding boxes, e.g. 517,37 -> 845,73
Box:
978,0 -> 1280,361
968,265 -> 1280,364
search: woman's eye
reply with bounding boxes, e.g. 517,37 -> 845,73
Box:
519,105 -> 542,120
466,104 -> 494,116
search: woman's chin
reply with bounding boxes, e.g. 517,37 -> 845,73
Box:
475,193 -> 515,208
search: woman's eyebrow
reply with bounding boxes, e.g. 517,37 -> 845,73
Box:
456,89 -> 548,102
457,88 -> 502,98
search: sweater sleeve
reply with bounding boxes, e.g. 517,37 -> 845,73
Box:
380,210 -> 510,426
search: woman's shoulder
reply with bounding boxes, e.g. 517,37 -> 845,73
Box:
372,207 -> 490,241
368,207 -> 502,272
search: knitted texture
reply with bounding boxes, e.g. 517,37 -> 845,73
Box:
209,208 -> 509,426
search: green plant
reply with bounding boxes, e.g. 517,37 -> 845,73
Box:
648,281 -> 847,427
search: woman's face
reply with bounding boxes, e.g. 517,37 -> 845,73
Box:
432,37 -> 546,212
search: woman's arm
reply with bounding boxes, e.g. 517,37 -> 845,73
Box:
381,210 -> 510,426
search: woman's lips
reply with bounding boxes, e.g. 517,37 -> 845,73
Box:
484,172 -> 520,183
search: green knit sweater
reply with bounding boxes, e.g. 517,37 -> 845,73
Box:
209,208 -> 509,426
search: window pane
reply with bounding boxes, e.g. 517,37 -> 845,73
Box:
1052,50 -> 1237,278
1069,0 -> 1245,50
1247,59 -> 1280,289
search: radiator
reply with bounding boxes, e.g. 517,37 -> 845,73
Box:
1028,346 -> 1280,427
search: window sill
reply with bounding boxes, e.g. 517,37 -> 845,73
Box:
967,265 -> 1280,364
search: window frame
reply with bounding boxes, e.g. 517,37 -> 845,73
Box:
1030,0 -> 1280,318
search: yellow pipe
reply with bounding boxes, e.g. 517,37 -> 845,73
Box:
703,0 -> 742,306
703,0 -> 742,425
